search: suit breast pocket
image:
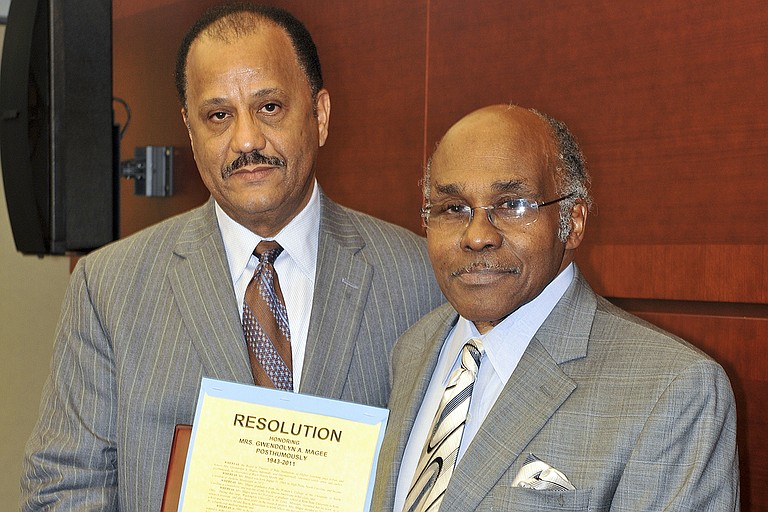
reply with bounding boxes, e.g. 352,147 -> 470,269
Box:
482,487 -> 593,511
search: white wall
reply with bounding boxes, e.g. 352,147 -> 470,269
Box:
0,24 -> 72,506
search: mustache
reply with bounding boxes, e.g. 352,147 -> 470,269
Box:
450,261 -> 521,278
221,151 -> 286,178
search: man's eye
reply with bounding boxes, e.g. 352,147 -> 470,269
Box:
439,204 -> 469,215
260,103 -> 281,114
209,111 -> 228,121
498,199 -> 523,209
497,199 -> 529,218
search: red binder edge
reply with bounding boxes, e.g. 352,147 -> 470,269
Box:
160,424 -> 192,512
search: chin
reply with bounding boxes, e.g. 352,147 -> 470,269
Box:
452,301 -> 510,323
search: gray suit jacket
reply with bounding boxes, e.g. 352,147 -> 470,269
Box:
21,192 -> 445,511
373,268 -> 739,511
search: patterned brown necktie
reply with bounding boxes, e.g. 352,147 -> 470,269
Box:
242,241 -> 293,391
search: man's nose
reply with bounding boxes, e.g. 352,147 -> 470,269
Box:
461,207 -> 503,251
230,114 -> 267,155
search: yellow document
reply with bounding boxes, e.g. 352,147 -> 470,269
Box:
178,378 -> 388,512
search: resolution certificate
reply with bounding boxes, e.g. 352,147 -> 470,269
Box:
177,378 -> 389,512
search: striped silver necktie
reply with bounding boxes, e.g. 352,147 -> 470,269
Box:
405,338 -> 484,512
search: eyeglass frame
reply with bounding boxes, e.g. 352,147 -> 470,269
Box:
420,192 -> 576,231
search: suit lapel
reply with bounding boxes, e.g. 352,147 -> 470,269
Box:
443,339 -> 577,509
442,269 -> 597,510
391,307 -> 458,460
375,305 -> 459,511
300,195 -> 373,398
168,199 -> 253,383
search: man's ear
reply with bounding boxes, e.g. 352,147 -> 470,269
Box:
565,200 -> 588,250
181,108 -> 194,147
315,89 -> 331,147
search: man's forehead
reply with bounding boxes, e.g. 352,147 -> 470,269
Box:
185,25 -> 301,91
432,134 -> 549,175
430,121 -> 557,196
445,109 -> 551,149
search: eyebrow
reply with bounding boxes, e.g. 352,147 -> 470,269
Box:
492,180 -> 534,195
434,182 -> 462,196
198,97 -> 229,109
433,179 -> 533,196
251,87 -> 284,100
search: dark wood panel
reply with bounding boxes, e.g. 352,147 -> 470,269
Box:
425,0 -> 768,246
113,0 -> 213,237
622,308 -> 768,512
284,0 -> 429,233
576,243 -> 768,304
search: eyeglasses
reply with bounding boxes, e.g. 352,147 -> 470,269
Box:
421,192 -> 575,231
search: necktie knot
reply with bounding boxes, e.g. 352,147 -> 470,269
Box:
255,240 -> 283,265
464,338 -> 484,372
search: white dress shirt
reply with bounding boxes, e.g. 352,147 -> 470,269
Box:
394,263 -> 575,510
215,180 -> 321,391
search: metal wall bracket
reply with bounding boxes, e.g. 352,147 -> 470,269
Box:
120,145 -> 173,197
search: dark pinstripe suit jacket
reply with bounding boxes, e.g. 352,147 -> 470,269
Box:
21,192 -> 445,510
373,268 -> 739,511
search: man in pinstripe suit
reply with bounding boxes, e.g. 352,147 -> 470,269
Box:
373,105 -> 739,510
20,4 -> 443,510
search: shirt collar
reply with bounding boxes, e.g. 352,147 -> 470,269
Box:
215,180 -> 321,285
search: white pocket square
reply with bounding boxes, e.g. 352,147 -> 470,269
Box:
512,453 -> 576,491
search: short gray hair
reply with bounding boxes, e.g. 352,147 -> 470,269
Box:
530,109 -> 592,241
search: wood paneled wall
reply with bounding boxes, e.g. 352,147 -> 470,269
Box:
114,1 -> 768,509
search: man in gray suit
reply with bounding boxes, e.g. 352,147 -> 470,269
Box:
20,4 -> 443,510
373,104 -> 739,511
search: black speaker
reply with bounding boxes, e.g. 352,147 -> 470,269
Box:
0,0 -> 117,256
